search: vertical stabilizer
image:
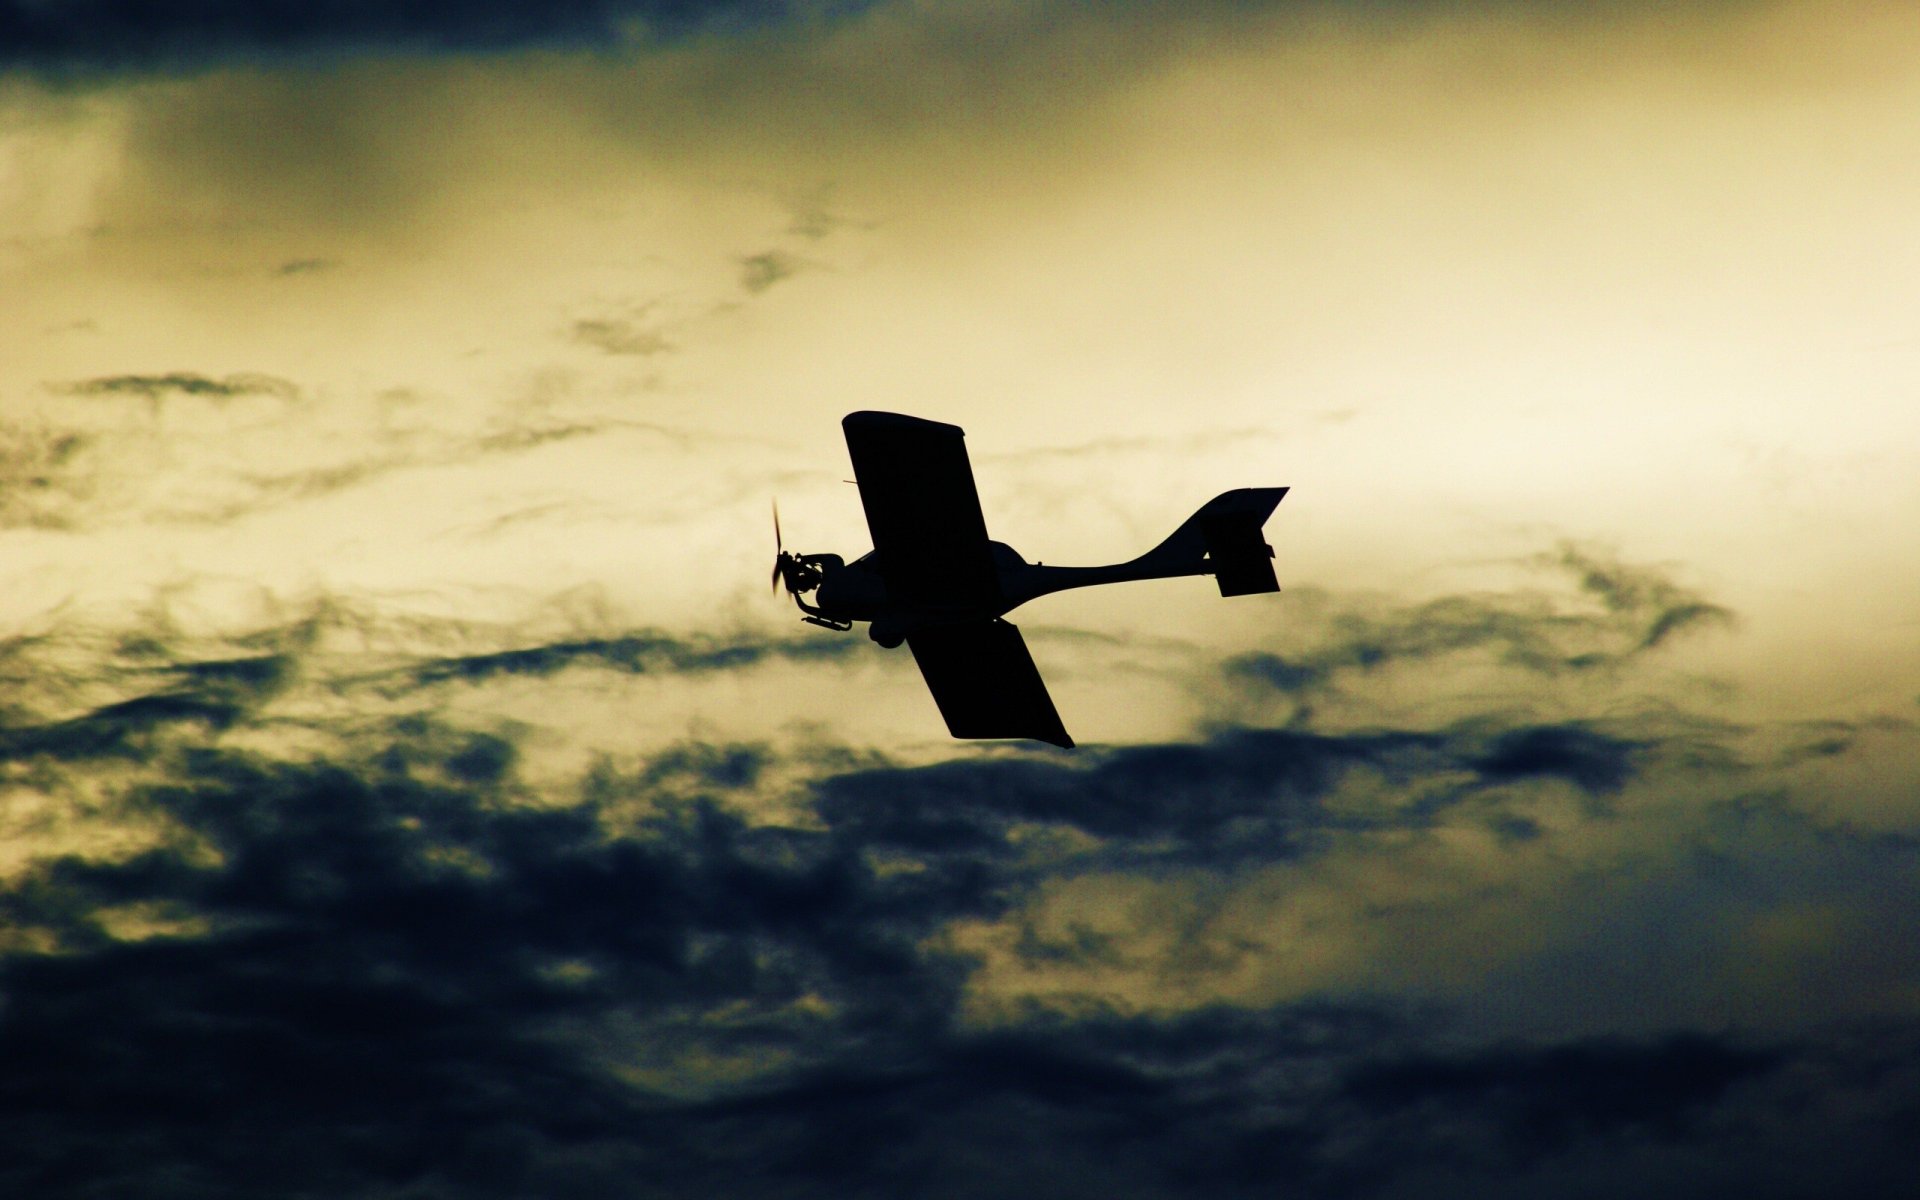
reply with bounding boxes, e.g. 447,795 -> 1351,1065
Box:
1128,487 -> 1288,595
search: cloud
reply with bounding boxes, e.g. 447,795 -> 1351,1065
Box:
818,728 -> 1398,857
1342,1033 -> 1782,1154
738,249 -> 804,294
1546,545 -> 1736,653
272,255 -> 337,276
988,426 -> 1289,467
1471,724 -> 1639,796
0,422 -> 89,530
2,727 -> 1915,1198
0,704 -> 1008,1191
0,0 -> 1624,75
1224,544 -> 1733,704
777,181 -> 869,240
569,316 -> 675,357
813,718 -> 1657,888
3,711 -> 1912,1200
51,371 -> 301,403
0,597 -> 895,785
402,628 -> 867,689
0,642 -> 290,763
13,367 -> 711,530
0,0 -> 850,73
0,0 -> 1790,74
2,539 -> 1918,1195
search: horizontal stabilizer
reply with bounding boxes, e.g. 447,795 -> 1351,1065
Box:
1201,489 -> 1284,597
906,619 -> 1073,748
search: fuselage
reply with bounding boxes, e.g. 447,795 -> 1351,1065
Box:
797,539 -> 1206,644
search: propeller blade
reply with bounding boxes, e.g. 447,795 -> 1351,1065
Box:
770,500 -> 785,596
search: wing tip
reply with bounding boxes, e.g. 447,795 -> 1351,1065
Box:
948,725 -> 1074,750
843,410 -> 966,438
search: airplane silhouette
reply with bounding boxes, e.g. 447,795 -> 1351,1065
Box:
774,411 -> 1288,748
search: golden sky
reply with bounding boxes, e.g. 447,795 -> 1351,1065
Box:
3,2 -> 1919,1194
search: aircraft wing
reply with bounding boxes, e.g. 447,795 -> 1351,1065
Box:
907,619 -> 1073,748
842,411 -> 1001,610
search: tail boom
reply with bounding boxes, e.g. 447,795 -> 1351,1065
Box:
997,487 -> 1288,607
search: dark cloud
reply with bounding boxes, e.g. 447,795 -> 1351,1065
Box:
817,728 -> 1417,859
657,1006 -> 1920,1200
0,713 -> 1001,1194
1548,545 -> 1736,654
3,709 -> 1914,1200
0,1 -> 843,73
1471,724 -> 1639,796
0,0 -> 1778,75
2,551 -> 1917,1196
815,719 -> 1655,876
0,651 -> 290,763
1,709 -> 1916,1197
51,371 -> 301,403
1343,1034 -> 1781,1152
0,613 -> 883,764
403,628 -> 868,689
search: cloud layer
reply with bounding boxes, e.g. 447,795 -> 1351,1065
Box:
0,0 -> 833,71
2,550 -> 1916,1196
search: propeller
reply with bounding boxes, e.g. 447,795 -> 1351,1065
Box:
770,500 -> 818,597
770,500 -> 785,596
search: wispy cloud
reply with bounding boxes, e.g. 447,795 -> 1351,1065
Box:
1224,543 -> 1733,702
401,629 -> 866,690
14,368 -> 730,531
0,422 -> 89,530
271,256 -> 336,276
737,249 -> 804,294
569,316 -> 675,357
52,371 -> 300,404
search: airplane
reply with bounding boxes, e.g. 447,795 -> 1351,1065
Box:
772,410 -> 1288,749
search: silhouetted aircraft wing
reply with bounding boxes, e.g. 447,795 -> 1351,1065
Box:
843,411 -> 1000,610
907,619 -> 1073,748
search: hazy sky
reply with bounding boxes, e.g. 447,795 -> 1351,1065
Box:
3,1 -> 1919,1195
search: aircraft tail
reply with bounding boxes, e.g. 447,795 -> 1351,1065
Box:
1131,487 -> 1289,597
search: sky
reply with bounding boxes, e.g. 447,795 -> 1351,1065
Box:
2,0 -> 1919,1194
